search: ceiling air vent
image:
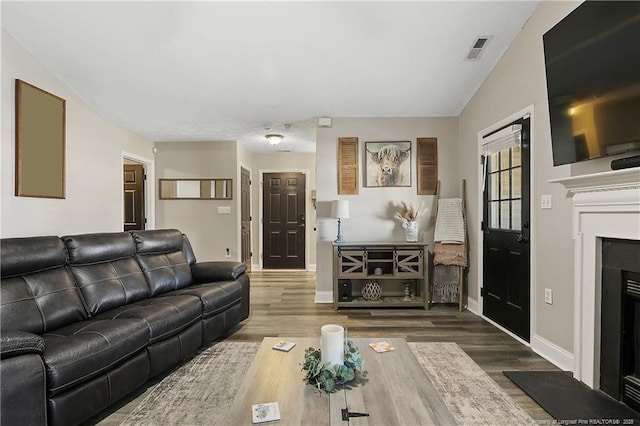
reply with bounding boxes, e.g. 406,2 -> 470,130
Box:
466,37 -> 489,60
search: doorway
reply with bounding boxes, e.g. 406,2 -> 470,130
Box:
262,171 -> 306,269
123,162 -> 145,231
240,166 -> 252,271
481,115 -> 531,342
122,152 -> 155,232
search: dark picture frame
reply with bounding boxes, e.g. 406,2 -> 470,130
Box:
364,141 -> 411,187
15,79 -> 66,198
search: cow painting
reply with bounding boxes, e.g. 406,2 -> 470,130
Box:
365,141 -> 411,187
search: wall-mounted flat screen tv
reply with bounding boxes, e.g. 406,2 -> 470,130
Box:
543,1 -> 640,166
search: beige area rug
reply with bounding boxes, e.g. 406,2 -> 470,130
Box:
409,342 -> 536,425
122,341 -> 534,425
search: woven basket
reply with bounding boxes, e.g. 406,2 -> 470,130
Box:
361,280 -> 382,301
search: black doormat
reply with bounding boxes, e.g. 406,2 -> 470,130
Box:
504,371 -> 640,423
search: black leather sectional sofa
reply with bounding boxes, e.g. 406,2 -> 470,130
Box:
0,229 -> 250,426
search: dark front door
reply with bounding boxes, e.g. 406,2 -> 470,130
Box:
482,117 -> 531,341
241,167 -> 252,272
263,172 -> 306,269
123,163 -> 145,231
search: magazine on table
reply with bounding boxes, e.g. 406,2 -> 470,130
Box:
369,341 -> 396,353
252,402 -> 281,424
272,341 -> 296,352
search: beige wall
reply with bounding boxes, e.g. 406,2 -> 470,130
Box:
251,152 -> 317,270
155,141 -> 238,261
458,1 -> 619,358
315,117 -> 459,300
1,30 -> 154,237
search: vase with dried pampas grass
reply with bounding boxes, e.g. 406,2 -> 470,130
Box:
394,202 -> 423,242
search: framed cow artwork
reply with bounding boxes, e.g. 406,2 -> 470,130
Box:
364,141 -> 411,187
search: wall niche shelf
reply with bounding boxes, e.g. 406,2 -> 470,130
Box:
332,241 -> 429,310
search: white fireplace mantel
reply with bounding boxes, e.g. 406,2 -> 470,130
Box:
550,167 -> 640,389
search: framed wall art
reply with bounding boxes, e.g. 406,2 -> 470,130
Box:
15,79 -> 66,198
364,141 -> 411,187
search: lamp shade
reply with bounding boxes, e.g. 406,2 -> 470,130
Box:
331,200 -> 349,219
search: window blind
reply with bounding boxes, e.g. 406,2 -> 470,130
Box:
481,124 -> 522,156
481,123 -> 522,191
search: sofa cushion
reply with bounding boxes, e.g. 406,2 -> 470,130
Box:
164,281 -> 242,318
131,230 -> 193,296
93,295 -> 202,343
42,318 -> 149,396
63,233 -> 149,316
1,237 -> 87,334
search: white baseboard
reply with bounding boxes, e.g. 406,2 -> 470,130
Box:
531,334 -> 574,372
251,263 -> 261,271
315,291 -> 333,304
308,263 -> 317,271
467,297 -> 480,315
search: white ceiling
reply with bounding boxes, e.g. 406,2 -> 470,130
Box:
2,1 -> 539,153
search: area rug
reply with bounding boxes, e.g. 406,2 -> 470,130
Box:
121,342 -> 261,425
504,370 -> 640,422
122,341 -> 534,425
409,342 -> 536,425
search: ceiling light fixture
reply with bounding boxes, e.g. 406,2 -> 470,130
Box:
265,134 -> 284,145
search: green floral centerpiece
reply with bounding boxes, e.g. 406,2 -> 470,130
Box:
301,340 -> 363,392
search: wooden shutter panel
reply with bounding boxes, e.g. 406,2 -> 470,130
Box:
417,137 -> 437,195
338,137 -> 359,194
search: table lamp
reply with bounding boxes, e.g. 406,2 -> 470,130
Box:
331,200 -> 349,243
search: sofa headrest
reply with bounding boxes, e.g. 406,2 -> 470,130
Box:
62,232 -> 136,265
1,236 -> 67,278
130,229 -> 183,255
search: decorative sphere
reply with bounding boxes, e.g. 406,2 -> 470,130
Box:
361,280 -> 382,301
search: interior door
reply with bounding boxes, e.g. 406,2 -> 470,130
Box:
482,117 -> 531,341
123,163 -> 145,231
263,172 -> 306,269
241,167 -> 252,272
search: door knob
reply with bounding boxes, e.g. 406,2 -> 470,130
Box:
516,234 -> 529,243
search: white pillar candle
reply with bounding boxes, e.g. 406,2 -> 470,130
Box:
320,324 -> 344,366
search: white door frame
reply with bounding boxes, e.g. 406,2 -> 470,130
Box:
122,151 -> 155,230
258,168 -> 310,270
238,162 -> 252,268
475,105 -> 535,347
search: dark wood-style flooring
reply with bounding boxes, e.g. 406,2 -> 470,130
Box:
94,270 -> 557,424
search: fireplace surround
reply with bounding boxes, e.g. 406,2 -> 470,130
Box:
552,168 -> 640,398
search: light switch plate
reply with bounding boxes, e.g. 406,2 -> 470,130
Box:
541,194 -> 552,210
217,206 -> 231,214
544,288 -> 553,305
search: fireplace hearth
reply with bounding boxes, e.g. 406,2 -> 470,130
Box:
600,238 -> 640,413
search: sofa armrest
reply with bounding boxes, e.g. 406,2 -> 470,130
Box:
191,261 -> 247,283
1,331 -> 45,359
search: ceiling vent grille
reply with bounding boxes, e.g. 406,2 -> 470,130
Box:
466,37 -> 489,60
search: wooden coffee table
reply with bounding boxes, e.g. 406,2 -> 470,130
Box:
224,337 -> 456,425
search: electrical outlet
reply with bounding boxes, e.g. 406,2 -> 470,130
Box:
225,248 -> 231,258
544,288 -> 553,305
218,206 -> 231,214
541,194 -> 552,210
